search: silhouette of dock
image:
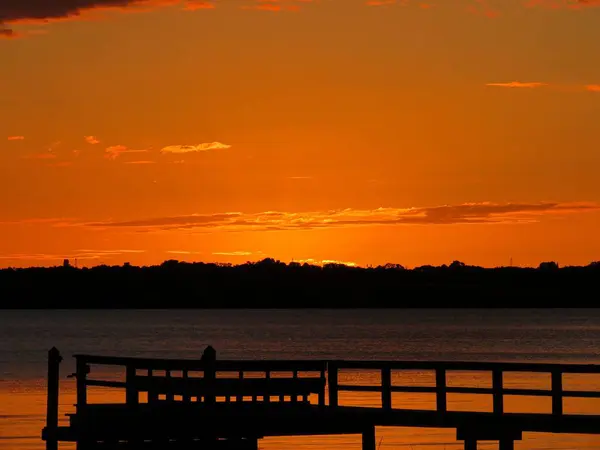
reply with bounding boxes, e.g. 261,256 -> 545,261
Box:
43,347 -> 600,450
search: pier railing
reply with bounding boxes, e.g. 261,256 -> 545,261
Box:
327,360 -> 600,416
71,354 -> 329,410
56,352 -> 600,417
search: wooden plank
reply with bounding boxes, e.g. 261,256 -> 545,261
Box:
47,406 -> 600,444
85,380 -> 127,389
329,360 -> 600,374
130,376 -> 325,398
74,355 -> 328,372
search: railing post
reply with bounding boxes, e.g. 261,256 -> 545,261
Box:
203,346 -> 216,406
551,370 -> 563,416
492,369 -> 503,415
381,367 -> 392,410
46,347 -> 62,450
328,362 -> 339,407
75,357 -> 88,413
435,367 -> 447,413
318,367 -> 326,407
126,365 -> 139,407
362,425 -> 376,450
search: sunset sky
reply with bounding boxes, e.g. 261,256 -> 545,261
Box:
1,0 -> 599,268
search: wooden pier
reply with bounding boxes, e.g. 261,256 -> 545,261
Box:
43,347 -> 600,450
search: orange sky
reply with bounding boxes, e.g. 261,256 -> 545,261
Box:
1,0 -> 599,268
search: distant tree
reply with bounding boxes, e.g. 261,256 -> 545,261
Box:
383,263 -> 405,270
538,261 -> 559,271
449,261 -> 466,269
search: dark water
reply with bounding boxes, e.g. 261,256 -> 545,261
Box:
2,308 -> 600,449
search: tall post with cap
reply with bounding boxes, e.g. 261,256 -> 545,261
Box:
46,347 -> 62,450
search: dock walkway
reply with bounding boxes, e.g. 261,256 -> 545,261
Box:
42,348 -> 600,450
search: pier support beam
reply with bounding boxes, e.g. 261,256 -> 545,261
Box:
46,348 -> 62,450
362,426 -> 376,450
463,439 -> 477,450
499,440 -> 514,450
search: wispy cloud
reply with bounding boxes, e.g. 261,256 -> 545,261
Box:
295,258 -> 357,267
160,142 -> 231,154
184,1 -> 217,10
124,160 -> 156,165
7,136 -> 25,141
105,145 -> 149,160
241,0 -> 304,12
213,250 -> 264,256
0,249 -> 144,262
85,135 -> 100,145
80,202 -> 600,233
486,81 -> 548,88
486,81 -> 600,92
2,0 -> 599,37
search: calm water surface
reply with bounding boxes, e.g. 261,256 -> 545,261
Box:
2,308 -> 600,450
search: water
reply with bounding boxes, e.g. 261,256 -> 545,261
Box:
2,308 -> 600,449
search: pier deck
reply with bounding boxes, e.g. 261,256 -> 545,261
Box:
42,348 -> 600,450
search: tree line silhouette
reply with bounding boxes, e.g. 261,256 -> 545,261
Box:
1,258 -> 598,308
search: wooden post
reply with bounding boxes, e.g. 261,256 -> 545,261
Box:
362,426 -> 376,450
46,347 -> 62,450
492,369 -> 503,415
318,368 -> 326,407
75,356 -> 88,413
551,370 -> 563,416
327,362 -> 339,407
499,440 -> 514,450
381,367 -> 392,410
148,369 -> 158,403
464,439 -> 477,450
126,365 -> 139,407
182,369 -> 190,402
237,371 -> 244,403
203,346 -> 216,406
435,367 -> 447,413
165,370 -> 174,402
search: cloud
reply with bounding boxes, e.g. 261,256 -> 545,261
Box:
124,160 -> 156,164
295,258 -> 357,267
212,251 -> 262,256
2,0 -> 598,37
81,201 -> 600,233
105,145 -> 149,160
160,142 -> 231,154
241,0 -> 303,12
486,81 -> 600,93
486,81 -> 548,88
183,0 -> 216,10
166,250 -> 203,255
0,249 -> 144,262
85,135 -> 100,144
7,136 -> 25,141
